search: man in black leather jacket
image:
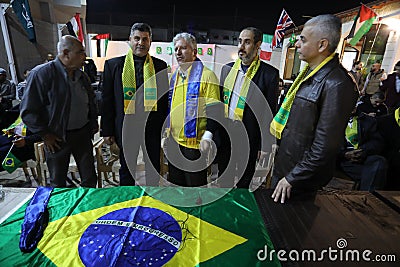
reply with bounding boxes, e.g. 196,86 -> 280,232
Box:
270,14 -> 359,203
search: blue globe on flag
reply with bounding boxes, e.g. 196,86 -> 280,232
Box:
78,207 -> 182,266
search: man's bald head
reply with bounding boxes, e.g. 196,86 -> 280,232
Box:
57,35 -> 86,72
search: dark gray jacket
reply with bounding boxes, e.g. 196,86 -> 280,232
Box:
20,58 -> 98,140
272,54 -> 359,191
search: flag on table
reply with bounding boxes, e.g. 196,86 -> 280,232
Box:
0,187 -> 281,266
66,13 -> 84,44
347,3 -> 377,46
260,34 -> 273,61
11,0 -> 36,42
272,8 -> 294,49
1,148 -> 22,174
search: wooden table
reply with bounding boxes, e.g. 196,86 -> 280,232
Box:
254,189 -> 400,267
374,191 -> 400,213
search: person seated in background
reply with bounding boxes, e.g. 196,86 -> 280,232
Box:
16,69 -> 31,101
336,107 -> 387,191
0,68 -> 16,111
376,105 -> 400,190
1,114 -> 41,173
356,91 -> 388,117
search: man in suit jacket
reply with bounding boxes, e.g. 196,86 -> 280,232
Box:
101,22 -> 169,186
217,27 -> 279,189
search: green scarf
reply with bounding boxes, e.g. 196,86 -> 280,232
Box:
122,49 -> 157,114
223,56 -> 260,120
395,107 -> 400,127
345,116 -> 359,149
270,52 -> 336,139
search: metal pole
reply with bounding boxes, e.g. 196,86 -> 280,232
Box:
0,4 -> 18,84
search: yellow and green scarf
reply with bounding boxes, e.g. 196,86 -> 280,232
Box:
2,116 -> 27,137
345,116 -> 359,149
395,107 -> 400,127
270,52 -> 336,139
122,49 -> 157,114
223,56 -> 260,120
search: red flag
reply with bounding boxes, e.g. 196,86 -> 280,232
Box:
360,4 -> 377,23
66,13 -> 84,44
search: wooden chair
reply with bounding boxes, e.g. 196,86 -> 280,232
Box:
253,144 -> 277,189
20,159 -> 39,186
94,138 -> 120,187
35,142 -> 80,186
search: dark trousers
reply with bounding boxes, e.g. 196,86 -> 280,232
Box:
166,138 -> 208,187
45,124 -> 97,188
217,120 -> 257,189
118,114 -> 162,186
340,155 -> 388,191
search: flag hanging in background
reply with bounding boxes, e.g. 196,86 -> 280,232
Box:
260,34 -> 273,61
66,13 -> 84,44
272,8 -> 294,49
0,187 -> 281,266
347,3 -> 377,46
11,0 -> 36,43
1,146 -> 22,174
95,33 -> 111,57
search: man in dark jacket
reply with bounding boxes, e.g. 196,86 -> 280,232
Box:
20,35 -> 98,188
379,60 -> 400,114
216,27 -> 279,189
270,14 -> 359,203
337,111 -> 387,191
100,22 -> 169,186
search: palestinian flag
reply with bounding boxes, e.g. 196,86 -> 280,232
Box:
347,4 -> 377,46
0,187 -> 281,266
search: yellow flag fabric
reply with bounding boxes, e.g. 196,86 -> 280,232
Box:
122,49 -> 157,114
270,52 -> 336,139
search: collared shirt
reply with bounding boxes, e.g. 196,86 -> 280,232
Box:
228,64 -> 249,120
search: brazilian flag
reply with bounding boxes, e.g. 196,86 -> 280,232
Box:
1,151 -> 22,174
0,187 -> 281,266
